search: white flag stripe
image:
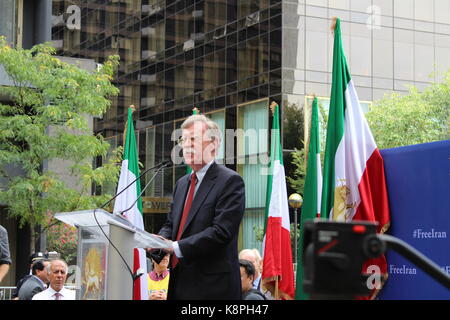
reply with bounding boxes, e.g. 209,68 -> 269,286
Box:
316,153 -> 323,214
113,160 -> 144,229
332,80 -> 377,222
113,162 -> 148,300
267,160 -> 290,230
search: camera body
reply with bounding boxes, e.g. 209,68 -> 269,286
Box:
302,220 -> 383,298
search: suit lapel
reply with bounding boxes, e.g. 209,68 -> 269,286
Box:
180,163 -> 218,236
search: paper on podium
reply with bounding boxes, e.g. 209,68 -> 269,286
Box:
54,209 -> 170,250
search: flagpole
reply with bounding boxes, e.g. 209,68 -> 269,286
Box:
331,16 -> 338,33
269,100 -> 278,301
311,94 -> 321,220
275,277 -> 279,300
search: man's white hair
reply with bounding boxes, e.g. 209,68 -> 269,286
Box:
239,248 -> 262,262
46,259 -> 68,274
181,114 -> 222,148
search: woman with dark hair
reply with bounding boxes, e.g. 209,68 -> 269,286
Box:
147,249 -> 170,300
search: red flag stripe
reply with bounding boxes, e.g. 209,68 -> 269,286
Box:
353,148 -> 390,233
353,149 -> 391,299
133,248 -> 141,299
262,217 -> 295,299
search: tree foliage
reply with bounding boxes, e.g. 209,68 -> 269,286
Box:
0,37 -> 121,252
282,101 -> 305,196
286,148 -> 306,194
283,102 -> 305,151
287,99 -> 328,195
366,70 -> 450,149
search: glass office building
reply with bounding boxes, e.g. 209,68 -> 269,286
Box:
51,0 -> 450,252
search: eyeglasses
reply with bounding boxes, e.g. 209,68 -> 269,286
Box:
177,135 -> 212,146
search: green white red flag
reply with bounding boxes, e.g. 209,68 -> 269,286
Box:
295,96 -> 322,300
262,103 -> 295,300
320,18 -> 390,298
113,107 -> 148,300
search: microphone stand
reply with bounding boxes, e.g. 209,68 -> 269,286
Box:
99,160 -> 171,211
117,161 -> 171,217
92,160 -> 171,288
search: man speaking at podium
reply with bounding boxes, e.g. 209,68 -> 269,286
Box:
157,114 -> 245,300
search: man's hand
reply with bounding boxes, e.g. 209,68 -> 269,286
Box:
146,234 -> 173,254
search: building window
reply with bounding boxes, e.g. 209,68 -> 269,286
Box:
237,98 -> 269,253
238,0 -> 269,19
175,64 -> 195,99
207,110 -> 226,162
0,0 -> 18,46
142,21 -> 165,61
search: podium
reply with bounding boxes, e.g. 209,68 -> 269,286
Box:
54,209 -> 170,300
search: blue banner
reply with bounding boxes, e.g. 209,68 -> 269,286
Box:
379,140 -> 450,299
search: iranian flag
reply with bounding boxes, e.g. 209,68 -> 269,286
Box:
262,102 -> 295,300
295,96 -> 322,300
113,107 -> 148,300
321,18 -> 390,298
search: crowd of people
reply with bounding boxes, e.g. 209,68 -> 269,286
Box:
0,247 -> 76,300
1,246 -> 271,301
145,247 -> 272,301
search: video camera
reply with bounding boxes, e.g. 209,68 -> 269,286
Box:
302,220 -> 450,299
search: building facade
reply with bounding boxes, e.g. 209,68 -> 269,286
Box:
50,0 -> 450,253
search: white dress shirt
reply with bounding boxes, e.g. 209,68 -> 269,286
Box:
32,286 -> 76,300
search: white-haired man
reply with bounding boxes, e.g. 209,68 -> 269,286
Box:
32,259 -> 75,300
157,114 -> 245,300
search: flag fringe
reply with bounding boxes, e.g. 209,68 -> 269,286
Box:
262,277 -> 294,300
380,221 -> 390,235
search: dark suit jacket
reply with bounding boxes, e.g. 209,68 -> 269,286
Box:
18,275 -> 46,300
159,162 -> 245,300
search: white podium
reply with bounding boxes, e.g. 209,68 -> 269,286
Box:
54,209 -> 169,300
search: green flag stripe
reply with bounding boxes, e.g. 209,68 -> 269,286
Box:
295,97 -> 321,299
263,103 -> 281,233
124,107 -> 142,213
320,18 -> 351,219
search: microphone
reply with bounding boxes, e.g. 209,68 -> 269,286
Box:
117,160 -> 171,216
98,160 -> 171,210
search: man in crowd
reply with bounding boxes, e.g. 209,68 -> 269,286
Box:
239,259 -> 266,300
12,252 -> 48,299
157,114 -> 245,299
18,259 -> 50,300
239,249 -> 263,290
32,259 -> 75,300
0,225 -> 11,284
239,248 -> 273,299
